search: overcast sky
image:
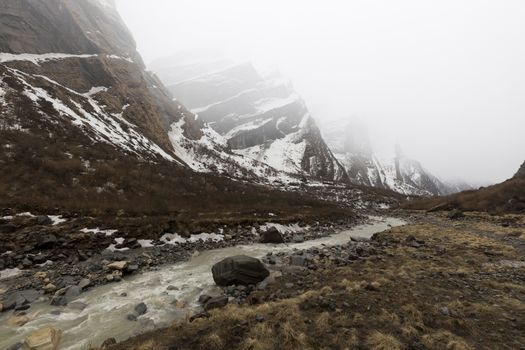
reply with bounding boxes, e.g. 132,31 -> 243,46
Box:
116,0 -> 525,184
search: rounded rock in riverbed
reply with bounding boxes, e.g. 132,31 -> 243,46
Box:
134,302 -> 147,315
212,255 -> 270,286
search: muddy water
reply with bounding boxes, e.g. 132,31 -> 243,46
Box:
0,217 -> 405,349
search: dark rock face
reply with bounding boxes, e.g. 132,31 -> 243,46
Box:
514,162 -> 525,178
259,227 -> 284,244
203,295 -> 228,311
134,302 -> 147,315
212,255 -> 270,286
151,57 -> 349,183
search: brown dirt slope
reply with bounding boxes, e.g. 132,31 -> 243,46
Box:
402,177 -> 525,214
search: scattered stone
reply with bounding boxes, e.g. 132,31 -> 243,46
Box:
259,227 -> 284,244
212,255 -> 270,286
8,314 -> 30,327
126,314 -> 137,321
77,278 -> 91,290
284,283 -> 294,289
198,294 -> 212,304
101,338 -> 117,348
134,302 -> 147,315
36,235 -> 57,249
24,326 -> 62,350
204,296 -> 228,311
107,261 -> 128,270
43,284 -> 57,293
290,255 -> 308,267
439,306 -> 450,316
166,285 -> 178,291
447,209 -> 464,220
36,215 -> 52,226
6,342 -> 23,350
120,292 -> 127,297
68,301 -> 87,311
292,234 -> 305,243
125,264 -> 139,273
189,310 -> 210,322
34,271 -> 47,279
255,314 -> 265,322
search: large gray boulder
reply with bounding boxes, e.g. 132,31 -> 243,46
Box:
212,255 -> 269,286
259,227 -> 284,244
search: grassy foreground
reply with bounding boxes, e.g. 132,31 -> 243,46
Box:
107,212 -> 525,350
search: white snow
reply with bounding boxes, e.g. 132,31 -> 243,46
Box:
0,53 -> 133,65
83,86 -> 108,97
159,232 -> 224,245
48,215 -> 67,225
6,66 -> 176,162
260,223 -> 308,234
105,237 -> 129,252
138,239 -> 154,248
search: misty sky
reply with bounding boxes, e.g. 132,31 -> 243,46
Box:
116,0 -> 525,184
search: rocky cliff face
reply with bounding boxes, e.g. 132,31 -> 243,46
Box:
0,0 -> 191,161
515,162 -> 525,178
323,120 -> 470,196
151,57 -> 348,183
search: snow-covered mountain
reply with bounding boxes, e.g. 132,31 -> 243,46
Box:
0,0 -> 332,188
150,56 -> 349,183
323,120 -> 471,196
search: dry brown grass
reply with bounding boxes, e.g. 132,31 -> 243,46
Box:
366,331 -> 403,350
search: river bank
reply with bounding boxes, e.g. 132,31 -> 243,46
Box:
0,214 -> 403,349
111,212 -> 525,350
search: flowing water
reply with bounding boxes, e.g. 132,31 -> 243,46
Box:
0,216 -> 405,349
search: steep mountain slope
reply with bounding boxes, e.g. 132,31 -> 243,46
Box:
0,0 -> 350,215
515,162 -> 525,178
404,162 -> 525,213
151,56 -> 349,183
323,120 -> 470,196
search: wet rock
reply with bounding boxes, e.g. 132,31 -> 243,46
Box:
189,310 -> 210,322
259,227 -> 284,244
68,301 -> 87,311
0,223 -> 17,233
166,285 -> 178,291
24,326 -> 62,350
447,209 -> 464,220
43,283 -> 57,293
36,215 -> 52,226
290,255 -> 308,267
8,314 -> 30,327
126,314 -> 137,321
198,294 -> 212,304
292,234 -> 305,243
204,295 -> 228,311
125,264 -> 139,273
107,261 -> 128,270
36,235 -> 57,249
77,278 -> 91,290
134,302 -> 147,315
6,342 -> 23,350
101,338 -> 117,348
212,255 -> 270,286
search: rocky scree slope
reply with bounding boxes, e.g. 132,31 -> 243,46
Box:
151,56 -> 349,184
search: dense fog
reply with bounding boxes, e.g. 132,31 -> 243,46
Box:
116,0 -> 525,184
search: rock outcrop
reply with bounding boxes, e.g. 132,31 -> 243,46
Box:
151,55 -> 349,183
